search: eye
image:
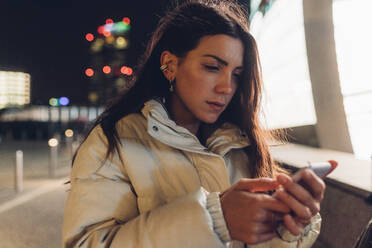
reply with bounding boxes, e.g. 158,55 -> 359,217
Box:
204,65 -> 220,71
233,73 -> 242,81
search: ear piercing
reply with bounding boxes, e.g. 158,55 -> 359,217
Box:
160,64 -> 168,72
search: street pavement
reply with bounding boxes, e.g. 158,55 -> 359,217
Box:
0,140 -> 72,248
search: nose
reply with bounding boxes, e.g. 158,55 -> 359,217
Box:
215,72 -> 234,95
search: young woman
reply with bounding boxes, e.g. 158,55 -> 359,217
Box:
63,1 -> 324,247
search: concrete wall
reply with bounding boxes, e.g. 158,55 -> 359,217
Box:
315,180 -> 372,248
303,0 -> 353,153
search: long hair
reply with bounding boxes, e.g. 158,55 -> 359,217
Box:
75,0 -> 285,178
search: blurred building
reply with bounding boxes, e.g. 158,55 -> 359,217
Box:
0,71 -> 31,110
84,18 -> 133,106
0,105 -> 104,141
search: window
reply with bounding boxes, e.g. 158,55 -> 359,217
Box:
250,0 -> 317,129
333,0 -> 372,159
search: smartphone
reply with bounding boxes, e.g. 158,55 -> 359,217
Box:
292,160 -> 338,182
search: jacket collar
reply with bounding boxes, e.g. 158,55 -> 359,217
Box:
141,99 -> 250,156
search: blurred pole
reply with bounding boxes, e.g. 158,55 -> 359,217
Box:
48,138 -> 59,178
15,150 -> 23,193
66,136 -> 73,159
64,129 -> 74,159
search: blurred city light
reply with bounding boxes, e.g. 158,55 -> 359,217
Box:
115,37 -> 128,49
103,66 -> 111,74
105,36 -> 115,44
106,18 -> 114,24
0,71 -> 31,109
85,68 -> 94,77
49,98 -> 58,106
97,25 -> 104,34
88,92 -> 98,103
65,129 -> 74,137
120,66 -> 133,76
59,97 -> 69,106
103,31 -> 111,37
85,33 -> 94,42
114,22 -> 130,33
48,138 -> 59,147
122,17 -> 130,25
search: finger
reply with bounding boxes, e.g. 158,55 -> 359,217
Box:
274,188 -> 312,219
299,169 -> 326,201
294,216 -> 312,226
249,221 -> 277,234
252,209 -> 284,223
245,232 -> 276,245
235,178 -> 279,193
258,194 -> 291,213
277,173 -> 320,215
283,214 -> 304,236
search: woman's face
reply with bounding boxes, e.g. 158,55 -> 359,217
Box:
171,34 -> 244,124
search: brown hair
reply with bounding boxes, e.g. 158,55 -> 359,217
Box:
75,0 -> 286,178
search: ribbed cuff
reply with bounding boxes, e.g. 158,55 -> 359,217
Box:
206,192 -> 231,243
276,218 -> 314,242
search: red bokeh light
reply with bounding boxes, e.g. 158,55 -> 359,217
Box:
103,66 -> 111,74
122,17 -> 131,25
121,66 -> 133,76
85,33 -> 94,42
85,68 -> 94,77
97,26 -> 104,34
106,18 -> 114,24
103,31 -> 111,37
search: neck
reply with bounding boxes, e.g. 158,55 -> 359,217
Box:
168,94 -> 201,136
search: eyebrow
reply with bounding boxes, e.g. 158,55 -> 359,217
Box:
202,54 -> 243,69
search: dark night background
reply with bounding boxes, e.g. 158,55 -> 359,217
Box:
0,1 -> 181,105
0,1 -> 249,106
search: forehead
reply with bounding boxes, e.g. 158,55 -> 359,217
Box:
187,34 -> 244,66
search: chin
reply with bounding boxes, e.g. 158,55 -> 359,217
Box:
199,113 -> 220,124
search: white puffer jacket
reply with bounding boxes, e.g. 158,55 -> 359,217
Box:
63,99 -> 321,248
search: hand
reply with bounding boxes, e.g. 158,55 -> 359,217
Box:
274,168 -> 326,235
220,178 -> 291,244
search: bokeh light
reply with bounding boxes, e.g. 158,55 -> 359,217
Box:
49,98 -> 58,106
85,33 -> 94,42
97,26 -> 104,34
115,37 -> 128,49
103,31 -> 111,37
106,36 -> 115,44
103,66 -> 111,74
122,17 -> 130,25
59,97 -> 69,106
106,18 -> 114,24
121,66 -> 133,76
65,129 -> 74,137
85,68 -> 94,77
88,92 -> 99,103
48,138 -> 59,147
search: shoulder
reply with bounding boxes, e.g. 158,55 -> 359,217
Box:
115,112 -> 148,140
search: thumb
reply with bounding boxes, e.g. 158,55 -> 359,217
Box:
235,178 -> 279,192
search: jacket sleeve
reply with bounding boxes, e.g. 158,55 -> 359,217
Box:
62,126 -> 227,248
246,214 -> 321,248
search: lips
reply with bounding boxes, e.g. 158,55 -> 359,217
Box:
206,101 -> 225,111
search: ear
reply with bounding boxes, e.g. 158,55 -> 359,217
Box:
160,50 -> 178,80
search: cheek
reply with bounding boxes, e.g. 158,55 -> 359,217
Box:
229,84 -> 239,100
177,69 -> 209,96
